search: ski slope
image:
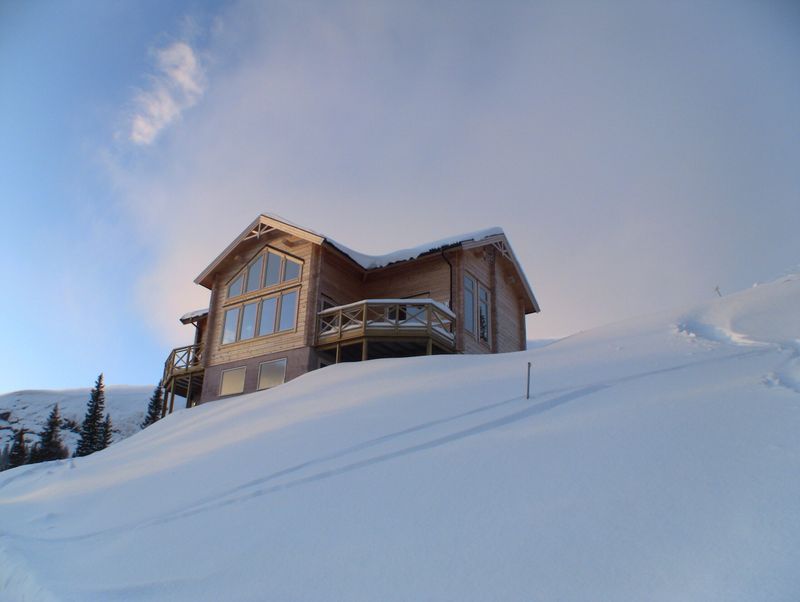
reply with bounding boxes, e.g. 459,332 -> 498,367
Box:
1,275 -> 799,601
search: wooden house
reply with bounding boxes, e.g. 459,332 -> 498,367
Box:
161,214 -> 539,412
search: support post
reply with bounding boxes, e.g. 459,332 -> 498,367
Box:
362,339 -> 368,361
185,373 -> 194,409
168,378 -> 176,414
160,385 -> 168,418
526,362 -> 532,399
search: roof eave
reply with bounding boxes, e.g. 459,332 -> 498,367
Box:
462,234 -> 540,314
194,214 -> 324,289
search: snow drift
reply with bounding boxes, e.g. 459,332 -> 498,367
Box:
1,274 -> 800,601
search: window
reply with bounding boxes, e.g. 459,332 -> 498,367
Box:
284,258 -> 301,281
463,274 -> 490,345
319,295 -> 337,312
478,285 -> 490,343
257,359 -> 287,390
240,302 -> 258,340
228,274 -> 243,298
264,252 -> 281,287
222,307 -> 240,344
219,366 -> 246,396
278,290 -> 298,331
463,275 -> 476,334
245,255 -> 263,293
226,247 -> 303,299
222,289 -> 299,345
259,297 -> 278,336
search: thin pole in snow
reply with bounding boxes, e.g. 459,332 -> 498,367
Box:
526,362 -> 532,399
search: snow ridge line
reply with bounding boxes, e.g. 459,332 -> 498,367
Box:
1,347 -> 771,549
0,535 -> 59,602
145,347 -> 772,524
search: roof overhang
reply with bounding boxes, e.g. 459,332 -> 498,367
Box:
194,214 -> 324,289
193,213 -> 539,314
461,234 -> 540,314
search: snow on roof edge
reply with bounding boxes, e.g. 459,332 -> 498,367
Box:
179,308 -> 209,323
260,212 -> 504,270
325,227 -> 505,270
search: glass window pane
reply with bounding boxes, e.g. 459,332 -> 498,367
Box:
278,291 -> 298,331
257,359 -> 286,390
258,297 -> 277,336
228,274 -> 243,298
463,276 -> 475,333
222,307 -> 240,344
479,285 -> 490,342
219,367 -> 246,396
283,259 -> 301,281
479,300 -> 489,342
245,255 -> 263,293
264,252 -> 281,287
240,302 -> 258,340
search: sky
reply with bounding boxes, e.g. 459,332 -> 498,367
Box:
1,0 -> 799,392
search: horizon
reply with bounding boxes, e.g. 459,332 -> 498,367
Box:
2,0 -> 799,392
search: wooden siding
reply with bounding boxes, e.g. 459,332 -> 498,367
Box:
200,346 -> 314,404
458,247 -> 527,354
494,258 -> 527,352
363,254 -> 451,306
318,248 -> 364,307
205,231 -> 315,368
460,247 -> 494,355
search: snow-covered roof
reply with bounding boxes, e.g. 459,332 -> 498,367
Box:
256,212 -> 503,270
325,228 -> 504,270
194,213 -> 539,312
179,308 -> 209,324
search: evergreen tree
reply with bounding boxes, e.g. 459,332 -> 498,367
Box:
75,373 -> 107,457
8,429 -> 29,469
0,443 -> 10,470
141,384 -> 164,429
28,442 -> 43,464
30,404 -> 70,462
100,414 -> 113,451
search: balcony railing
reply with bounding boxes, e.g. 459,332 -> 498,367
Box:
316,299 -> 456,347
162,343 -> 204,385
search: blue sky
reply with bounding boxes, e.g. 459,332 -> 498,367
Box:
1,0 -> 799,392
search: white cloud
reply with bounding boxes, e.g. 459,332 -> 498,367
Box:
111,2 -> 800,347
129,41 -> 205,145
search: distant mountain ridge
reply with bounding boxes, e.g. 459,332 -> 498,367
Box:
0,385 -> 155,455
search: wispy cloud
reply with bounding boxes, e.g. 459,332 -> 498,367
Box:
129,41 -> 205,145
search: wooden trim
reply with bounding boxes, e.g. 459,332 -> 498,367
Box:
223,244 -> 305,304
219,366 -> 247,397
195,215 -> 323,288
489,247 -> 498,353
256,358 -> 287,390
463,234 -> 539,314
219,285 -> 302,347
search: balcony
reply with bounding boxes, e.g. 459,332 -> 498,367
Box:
162,343 -> 204,413
316,299 -> 456,358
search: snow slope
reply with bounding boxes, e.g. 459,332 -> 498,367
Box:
0,386 -> 155,454
1,275 -> 800,601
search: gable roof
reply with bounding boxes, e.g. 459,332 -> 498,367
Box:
195,213 -> 540,313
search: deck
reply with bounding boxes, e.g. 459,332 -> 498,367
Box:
161,343 -> 204,414
316,299 -> 456,359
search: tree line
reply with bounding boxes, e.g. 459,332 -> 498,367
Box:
1,374 -> 167,471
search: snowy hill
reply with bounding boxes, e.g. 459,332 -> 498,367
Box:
0,386 -> 155,455
1,275 -> 800,601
